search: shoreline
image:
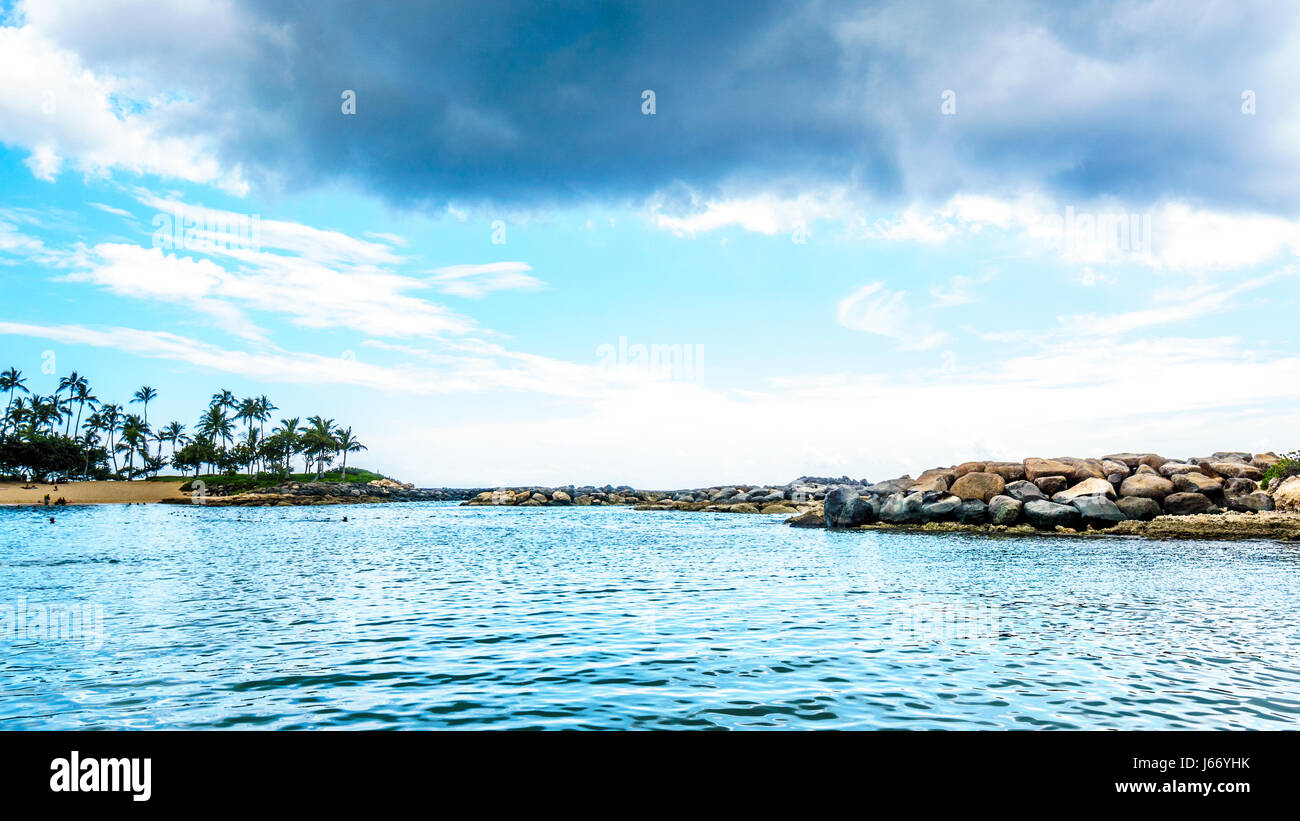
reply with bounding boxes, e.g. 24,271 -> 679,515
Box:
0,480 -> 189,506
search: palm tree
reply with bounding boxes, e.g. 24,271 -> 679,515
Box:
99,403 -> 122,473
198,405 -> 233,456
0,367 -> 29,437
335,427 -> 366,481
132,386 -> 158,426
160,422 -> 187,461
211,390 -> 236,414
273,417 -> 301,475
304,416 -> 338,479
57,373 -> 89,435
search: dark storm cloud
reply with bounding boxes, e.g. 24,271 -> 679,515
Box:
21,0 -> 1300,212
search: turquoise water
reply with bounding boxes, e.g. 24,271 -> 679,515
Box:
2,502 -> 1298,729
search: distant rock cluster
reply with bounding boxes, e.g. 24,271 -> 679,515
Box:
464,483 -> 814,514
817,451 -> 1284,531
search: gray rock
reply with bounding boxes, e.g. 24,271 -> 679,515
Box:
880,492 -> 924,524
1023,499 -> 1083,530
1005,480 -> 1047,503
1070,494 -> 1126,528
920,492 -> 962,521
988,495 -> 1023,525
824,484 -> 874,529
1116,496 -> 1161,520
955,498 -> 989,524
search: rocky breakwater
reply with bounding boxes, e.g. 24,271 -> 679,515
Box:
461,478 -> 846,515
166,479 -> 490,507
805,451 -> 1300,541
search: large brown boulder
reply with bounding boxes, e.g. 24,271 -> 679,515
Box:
1116,496 -> 1161,520
909,473 -> 950,493
1173,472 -> 1223,496
1119,473 -> 1175,500
1102,453 -> 1144,469
1208,461 -> 1264,481
985,461 -> 1027,481
1101,459 -> 1131,479
1051,477 -> 1117,503
1163,492 -> 1217,516
1138,454 -> 1169,470
1273,476 -> 1300,513
949,471 -> 1006,503
1251,452 -> 1280,470
953,461 -> 987,478
1059,458 -> 1106,482
1033,475 -> 1068,496
1159,461 -> 1204,478
1024,458 -> 1076,482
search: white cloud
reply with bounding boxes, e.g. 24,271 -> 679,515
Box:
428,262 -> 544,298
0,22 -> 246,193
836,282 -> 948,349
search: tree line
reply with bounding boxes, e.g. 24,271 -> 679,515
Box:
1,367 -> 366,482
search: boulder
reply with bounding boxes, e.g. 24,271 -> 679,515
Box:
1060,458 -> 1106,482
867,477 -> 912,495
880,492 -> 924,524
823,485 -> 875,529
1159,461 -> 1204,478
1210,451 -> 1253,463
1224,477 -> 1259,495
985,461 -> 1027,481
955,498 -> 989,524
1102,453 -> 1144,468
1116,496 -> 1161,521
1051,477 -> 1117,503
1208,461 -> 1264,481
909,469 -> 953,493
1271,476 -> 1300,513
1024,458 -> 1076,482
949,471 -> 1006,503
1100,459 -> 1131,479
1138,454 -> 1169,470
1172,472 -> 1223,501
1033,476 -> 1069,496
1023,500 -> 1083,530
1162,492 -> 1217,516
729,502 -> 761,514
786,509 -> 825,527
1119,473 -> 1175,500
1070,494 -> 1126,528
1225,492 -> 1274,513
988,495 -> 1023,525
551,490 -> 572,504
920,493 -> 963,521
1005,480 -> 1047,503
1251,452 -> 1280,470
953,461 -> 987,478
1134,464 -> 1159,476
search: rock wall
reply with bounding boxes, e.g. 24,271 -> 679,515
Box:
814,451 -> 1283,531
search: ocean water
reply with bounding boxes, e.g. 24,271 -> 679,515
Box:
1,502 -> 1298,730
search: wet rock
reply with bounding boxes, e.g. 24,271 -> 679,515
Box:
955,498 -> 989,524
1005,480 -> 1047,503
1023,500 -> 1083,530
824,485 -> 874,529
949,471 -> 1006,503
988,495 -> 1023,525
1070,495 -> 1126,528
880,492 -> 924,523
1116,496 -> 1161,521
920,493 -> 963,521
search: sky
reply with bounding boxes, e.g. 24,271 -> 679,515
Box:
1,0 -> 1299,488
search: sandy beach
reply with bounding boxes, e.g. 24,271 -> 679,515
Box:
0,480 -> 190,506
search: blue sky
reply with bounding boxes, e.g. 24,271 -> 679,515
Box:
2,0 -> 1299,486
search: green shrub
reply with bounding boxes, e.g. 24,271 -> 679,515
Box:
1262,451 -> 1299,490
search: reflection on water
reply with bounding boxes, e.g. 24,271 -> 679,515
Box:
2,502 -> 1298,729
